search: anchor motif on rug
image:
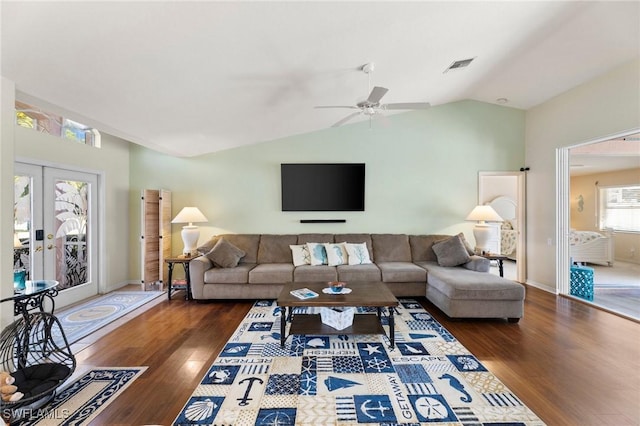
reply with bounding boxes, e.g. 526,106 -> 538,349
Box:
237,377 -> 263,406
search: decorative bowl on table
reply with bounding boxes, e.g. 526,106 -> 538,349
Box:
327,281 -> 346,293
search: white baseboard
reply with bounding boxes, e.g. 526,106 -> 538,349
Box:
525,280 -> 556,294
102,280 -> 138,294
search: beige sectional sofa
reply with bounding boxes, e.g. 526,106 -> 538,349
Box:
189,233 -> 525,321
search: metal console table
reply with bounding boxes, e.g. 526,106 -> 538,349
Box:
0,280 -> 76,421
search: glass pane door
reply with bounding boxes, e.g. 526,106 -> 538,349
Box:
44,167 -> 98,305
14,163 -> 99,308
14,163 -> 43,282
52,178 -> 90,289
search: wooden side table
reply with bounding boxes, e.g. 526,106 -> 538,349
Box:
165,255 -> 197,301
481,253 -> 508,277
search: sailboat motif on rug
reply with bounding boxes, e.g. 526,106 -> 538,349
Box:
175,299 -> 544,425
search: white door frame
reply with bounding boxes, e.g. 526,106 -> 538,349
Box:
478,171 -> 527,283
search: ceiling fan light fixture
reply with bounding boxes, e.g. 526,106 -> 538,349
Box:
315,63 -> 430,127
361,62 -> 375,74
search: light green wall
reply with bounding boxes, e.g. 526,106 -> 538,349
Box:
526,59 -> 640,291
130,100 -> 525,279
13,126 -> 132,294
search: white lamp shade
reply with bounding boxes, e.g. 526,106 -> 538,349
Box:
172,207 -> 208,255
465,205 -> 503,223
171,207 -> 208,225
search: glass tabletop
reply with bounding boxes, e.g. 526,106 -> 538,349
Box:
1,280 -> 59,303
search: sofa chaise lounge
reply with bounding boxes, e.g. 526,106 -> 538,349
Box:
189,233 -> 525,322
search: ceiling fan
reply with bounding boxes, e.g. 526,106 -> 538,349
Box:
315,62 -> 431,127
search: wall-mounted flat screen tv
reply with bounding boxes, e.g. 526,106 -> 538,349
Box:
281,163 -> 365,211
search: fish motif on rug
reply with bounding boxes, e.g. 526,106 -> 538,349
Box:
174,299 -> 545,425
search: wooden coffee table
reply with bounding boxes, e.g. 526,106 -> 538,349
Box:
277,281 -> 399,349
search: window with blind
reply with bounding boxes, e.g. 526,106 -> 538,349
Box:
599,185 -> 640,232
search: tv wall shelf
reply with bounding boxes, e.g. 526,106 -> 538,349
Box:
300,219 -> 346,223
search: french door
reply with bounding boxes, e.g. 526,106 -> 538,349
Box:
14,162 -> 99,307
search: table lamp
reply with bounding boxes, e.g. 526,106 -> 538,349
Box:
465,205 -> 503,254
171,207 -> 208,256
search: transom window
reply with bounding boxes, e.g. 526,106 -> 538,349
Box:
599,185 -> 640,232
15,101 -> 101,147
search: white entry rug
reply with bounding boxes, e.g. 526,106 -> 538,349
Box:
55,291 -> 163,344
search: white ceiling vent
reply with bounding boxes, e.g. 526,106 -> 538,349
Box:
444,57 -> 476,73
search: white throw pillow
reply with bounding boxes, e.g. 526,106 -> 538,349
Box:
306,242 -> 328,265
289,244 -> 310,267
345,242 -> 372,265
324,242 -> 348,266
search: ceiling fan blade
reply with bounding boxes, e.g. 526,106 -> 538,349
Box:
367,86 -> 389,104
314,105 -> 359,109
332,111 -> 362,127
382,102 -> 431,110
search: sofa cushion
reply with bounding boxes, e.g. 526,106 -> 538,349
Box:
421,261 -> 524,301
198,234 -> 260,264
432,235 -> 472,267
463,255 -> 490,272
409,234 -> 451,262
297,234 -> 334,244
337,264 -> 381,282
457,232 -> 476,255
306,242 -> 328,265
204,264 -> 256,284
334,234 -> 373,259
205,238 -> 245,268
289,244 -> 311,267
345,243 -> 372,265
249,263 -> 294,283
294,265 -> 337,282
371,234 -> 412,262
257,235 -> 298,263
325,243 -> 348,266
377,262 -> 427,282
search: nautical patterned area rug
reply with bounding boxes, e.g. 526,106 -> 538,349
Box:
15,367 -> 146,426
174,299 -> 544,425
54,291 -> 163,344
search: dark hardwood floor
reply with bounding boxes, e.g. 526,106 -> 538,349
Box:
75,285 -> 639,425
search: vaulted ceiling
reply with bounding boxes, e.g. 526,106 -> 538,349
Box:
2,1 -> 639,157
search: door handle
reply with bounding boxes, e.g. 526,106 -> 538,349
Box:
35,246 -> 43,252
47,244 -> 54,250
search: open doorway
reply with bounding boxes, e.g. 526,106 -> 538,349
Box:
478,172 -> 526,283
565,132 -> 640,320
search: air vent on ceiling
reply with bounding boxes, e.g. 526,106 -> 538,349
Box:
444,57 -> 475,73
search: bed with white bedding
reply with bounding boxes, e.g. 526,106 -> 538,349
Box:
570,229 -> 614,266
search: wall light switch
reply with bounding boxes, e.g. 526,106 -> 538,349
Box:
547,238 -> 552,246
